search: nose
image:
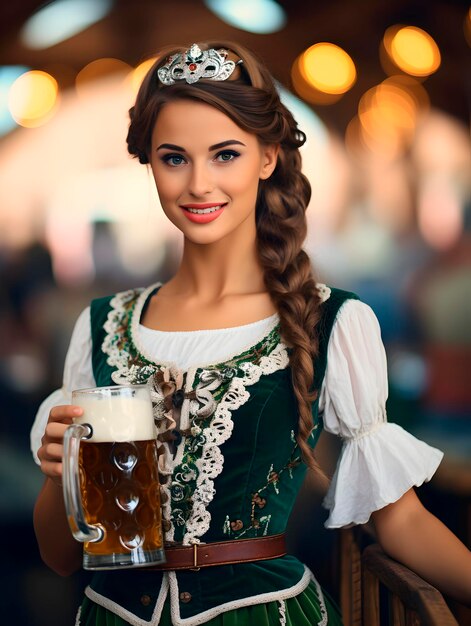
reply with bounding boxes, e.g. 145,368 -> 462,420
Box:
187,161 -> 214,197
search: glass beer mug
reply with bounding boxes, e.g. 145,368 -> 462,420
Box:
62,385 -> 166,570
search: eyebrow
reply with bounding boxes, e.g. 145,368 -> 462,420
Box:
156,139 -> 246,152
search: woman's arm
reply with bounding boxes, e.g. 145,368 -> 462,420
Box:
33,404 -> 83,576
371,488 -> 471,606
32,308 -> 96,575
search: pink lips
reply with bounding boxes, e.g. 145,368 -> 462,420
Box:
180,202 -> 227,224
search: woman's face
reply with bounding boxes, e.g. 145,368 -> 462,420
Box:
150,99 -> 278,244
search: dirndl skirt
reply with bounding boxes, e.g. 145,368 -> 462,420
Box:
77,579 -> 343,625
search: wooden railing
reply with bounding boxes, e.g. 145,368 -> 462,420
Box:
339,526 -> 459,626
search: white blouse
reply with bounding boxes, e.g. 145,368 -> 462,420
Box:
30,298 -> 443,529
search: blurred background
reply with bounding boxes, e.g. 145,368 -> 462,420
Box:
0,1 -> 470,624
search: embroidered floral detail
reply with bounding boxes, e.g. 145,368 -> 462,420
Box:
102,288 -> 152,385
223,438 -> 302,539
251,514 -> 272,534
230,519 -> 244,531
223,515 -> 231,535
267,465 -> 280,494
182,338 -> 288,545
250,492 -> 273,532
252,493 -> 267,508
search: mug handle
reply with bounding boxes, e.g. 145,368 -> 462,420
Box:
62,423 -> 104,543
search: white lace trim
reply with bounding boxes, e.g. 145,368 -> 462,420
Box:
278,599 -> 287,626
74,605 -> 81,626
102,281 -> 331,379
85,573 -> 169,626
168,566 -> 312,626
102,286 -> 149,385
183,340 -> 290,545
311,573 -> 328,626
317,283 -> 331,303
84,566 -> 329,626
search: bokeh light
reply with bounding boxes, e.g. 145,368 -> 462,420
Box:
8,70 -> 59,128
291,54 -> 344,105
0,66 -> 30,135
128,58 -> 157,97
291,43 -> 356,106
21,0 -> 113,49
417,174 -> 463,249
356,76 -> 429,158
464,7 -> 471,47
300,43 -> 356,94
76,58 -> 131,98
383,25 -> 441,77
204,0 -> 286,34
389,350 -> 428,399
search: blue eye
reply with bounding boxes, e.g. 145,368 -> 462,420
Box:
162,154 -> 186,167
215,150 -> 240,162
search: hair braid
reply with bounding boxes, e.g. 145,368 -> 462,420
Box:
257,138 -> 324,469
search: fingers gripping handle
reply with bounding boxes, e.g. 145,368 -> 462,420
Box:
62,423 -> 103,543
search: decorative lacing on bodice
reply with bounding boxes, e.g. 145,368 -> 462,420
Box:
101,282 -> 331,545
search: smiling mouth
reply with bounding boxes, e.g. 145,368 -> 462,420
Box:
181,203 -> 227,214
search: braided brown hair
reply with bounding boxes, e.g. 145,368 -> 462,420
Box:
127,41 -> 324,470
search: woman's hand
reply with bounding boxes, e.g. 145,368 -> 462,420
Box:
34,404 -> 85,575
37,405 -> 83,486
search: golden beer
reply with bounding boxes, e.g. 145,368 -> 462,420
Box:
63,385 -> 166,570
80,439 -> 163,561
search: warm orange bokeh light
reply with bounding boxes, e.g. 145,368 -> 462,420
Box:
76,58 -> 131,98
291,54 -> 344,105
464,7 -> 471,47
383,25 -> 441,77
8,70 -> 59,128
128,58 -> 157,96
300,43 -> 356,94
356,76 -> 430,158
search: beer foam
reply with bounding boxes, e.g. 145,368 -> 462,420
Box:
73,396 -> 156,442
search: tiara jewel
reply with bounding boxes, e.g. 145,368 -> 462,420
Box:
157,43 -> 239,85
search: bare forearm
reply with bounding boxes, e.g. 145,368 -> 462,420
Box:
33,477 -> 82,576
375,504 -> 471,605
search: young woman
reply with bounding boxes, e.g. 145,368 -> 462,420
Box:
32,41 -> 471,625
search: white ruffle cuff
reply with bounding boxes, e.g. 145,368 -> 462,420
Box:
322,420 -> 444,528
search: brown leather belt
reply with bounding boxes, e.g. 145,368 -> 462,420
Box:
146,533 -> 287,571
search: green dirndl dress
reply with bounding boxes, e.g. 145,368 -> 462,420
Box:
71,283 -> 355,626
78,581 -> 343,625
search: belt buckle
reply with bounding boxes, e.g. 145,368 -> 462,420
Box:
190,543 -> 200,572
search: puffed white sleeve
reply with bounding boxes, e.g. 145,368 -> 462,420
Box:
30,306 -> 96,465
319,299 -> 444,528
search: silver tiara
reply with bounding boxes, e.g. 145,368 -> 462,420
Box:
157,43 -> 241,85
